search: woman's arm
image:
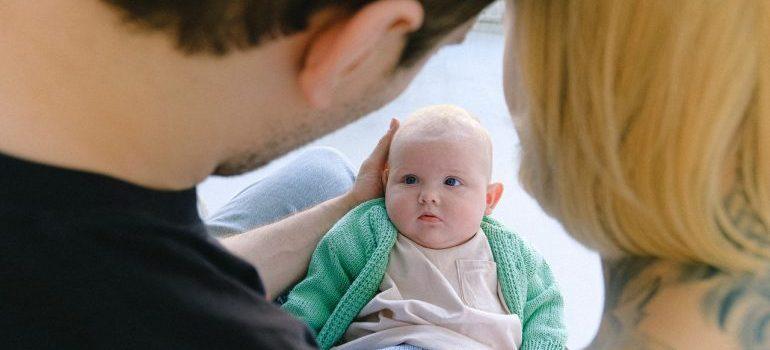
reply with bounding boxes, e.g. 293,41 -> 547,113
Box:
220,119 -> 399,300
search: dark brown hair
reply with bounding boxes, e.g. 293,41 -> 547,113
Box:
103,0 -> 494,66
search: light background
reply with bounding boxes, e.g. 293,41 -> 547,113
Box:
198,24 -> 604,349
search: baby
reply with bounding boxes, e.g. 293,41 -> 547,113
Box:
283,105 -> 567,350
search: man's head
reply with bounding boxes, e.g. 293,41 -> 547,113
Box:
103,0 -> 491,68
0,0 -> 492,189
383,105 -> 504,249
100,0 -> 495,176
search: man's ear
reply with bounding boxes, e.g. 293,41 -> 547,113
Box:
298,0 -> 424,109
484,182 -> 504,216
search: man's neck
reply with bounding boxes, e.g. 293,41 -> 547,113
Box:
0,0 -> 305,190
0,119 -> 215,191
0,1 -> 221,190
0,68 -> 218,190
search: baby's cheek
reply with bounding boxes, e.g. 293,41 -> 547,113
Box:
385,195 -> 410,230
454,200 -> 485,229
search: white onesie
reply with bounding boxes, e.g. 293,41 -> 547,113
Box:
334,229 -> 523,350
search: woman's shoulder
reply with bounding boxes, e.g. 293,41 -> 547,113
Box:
590,257 -> 770,349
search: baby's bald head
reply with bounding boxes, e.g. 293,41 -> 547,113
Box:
390,105 -> 493,179
384,105 -> 502,249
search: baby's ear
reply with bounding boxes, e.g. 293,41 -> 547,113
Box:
484,182 -> 504,215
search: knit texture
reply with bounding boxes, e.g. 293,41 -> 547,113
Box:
282,198 -> 567,350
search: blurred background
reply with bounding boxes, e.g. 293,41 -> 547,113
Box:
198,2 -> 603,348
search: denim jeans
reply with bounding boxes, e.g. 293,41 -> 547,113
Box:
205,146 -> 356,239
205,146 -> 355,305
378,344 -> 425,350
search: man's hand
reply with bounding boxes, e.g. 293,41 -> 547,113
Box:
222,119 -> 399,298
344,118 -> 399,207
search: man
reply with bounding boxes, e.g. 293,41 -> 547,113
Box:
0,0 -> 492,348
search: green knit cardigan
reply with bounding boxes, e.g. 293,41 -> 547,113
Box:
282,198 -> 567,350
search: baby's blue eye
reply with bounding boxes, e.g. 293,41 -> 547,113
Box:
444,177 -> 461,187
404,175 -> 418,185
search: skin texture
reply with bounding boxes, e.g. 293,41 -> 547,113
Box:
383,112 -> 503,249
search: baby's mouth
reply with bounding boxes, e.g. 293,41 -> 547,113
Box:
418,214 -> 442,223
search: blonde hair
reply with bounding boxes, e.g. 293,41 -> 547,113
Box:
510,0 -> 770,272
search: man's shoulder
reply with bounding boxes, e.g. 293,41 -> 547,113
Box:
1,211 -> 317,349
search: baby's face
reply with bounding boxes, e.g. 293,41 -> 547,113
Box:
384,134 -> 493,249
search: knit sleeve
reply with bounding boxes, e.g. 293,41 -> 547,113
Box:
520,244 -> 568,350
281,199 -> 383,337
281,233 -> 353,334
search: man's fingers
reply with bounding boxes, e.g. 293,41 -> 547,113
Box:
388,118 -> 400,133
349,119 -> 399,203
366,118 -> 399,167
376,118 -> 399,151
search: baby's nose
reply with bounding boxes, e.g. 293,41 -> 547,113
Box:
418,190 -> 439,204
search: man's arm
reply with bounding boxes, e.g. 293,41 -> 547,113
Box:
220,119 -> 399,300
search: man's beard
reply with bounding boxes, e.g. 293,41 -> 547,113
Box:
212,85 -> 398,176
211,37 -> 434,177
212,151 -> 271,176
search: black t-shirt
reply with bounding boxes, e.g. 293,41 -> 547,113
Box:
0,152 -> 317,349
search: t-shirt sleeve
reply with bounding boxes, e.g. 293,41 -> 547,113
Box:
61,225 -> 320,349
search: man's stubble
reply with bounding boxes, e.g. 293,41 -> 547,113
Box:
212,67 -> 418,176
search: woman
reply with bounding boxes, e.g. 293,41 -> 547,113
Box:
503,1 -> 770,348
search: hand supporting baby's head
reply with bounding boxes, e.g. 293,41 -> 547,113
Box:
383,105 -> 503,249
